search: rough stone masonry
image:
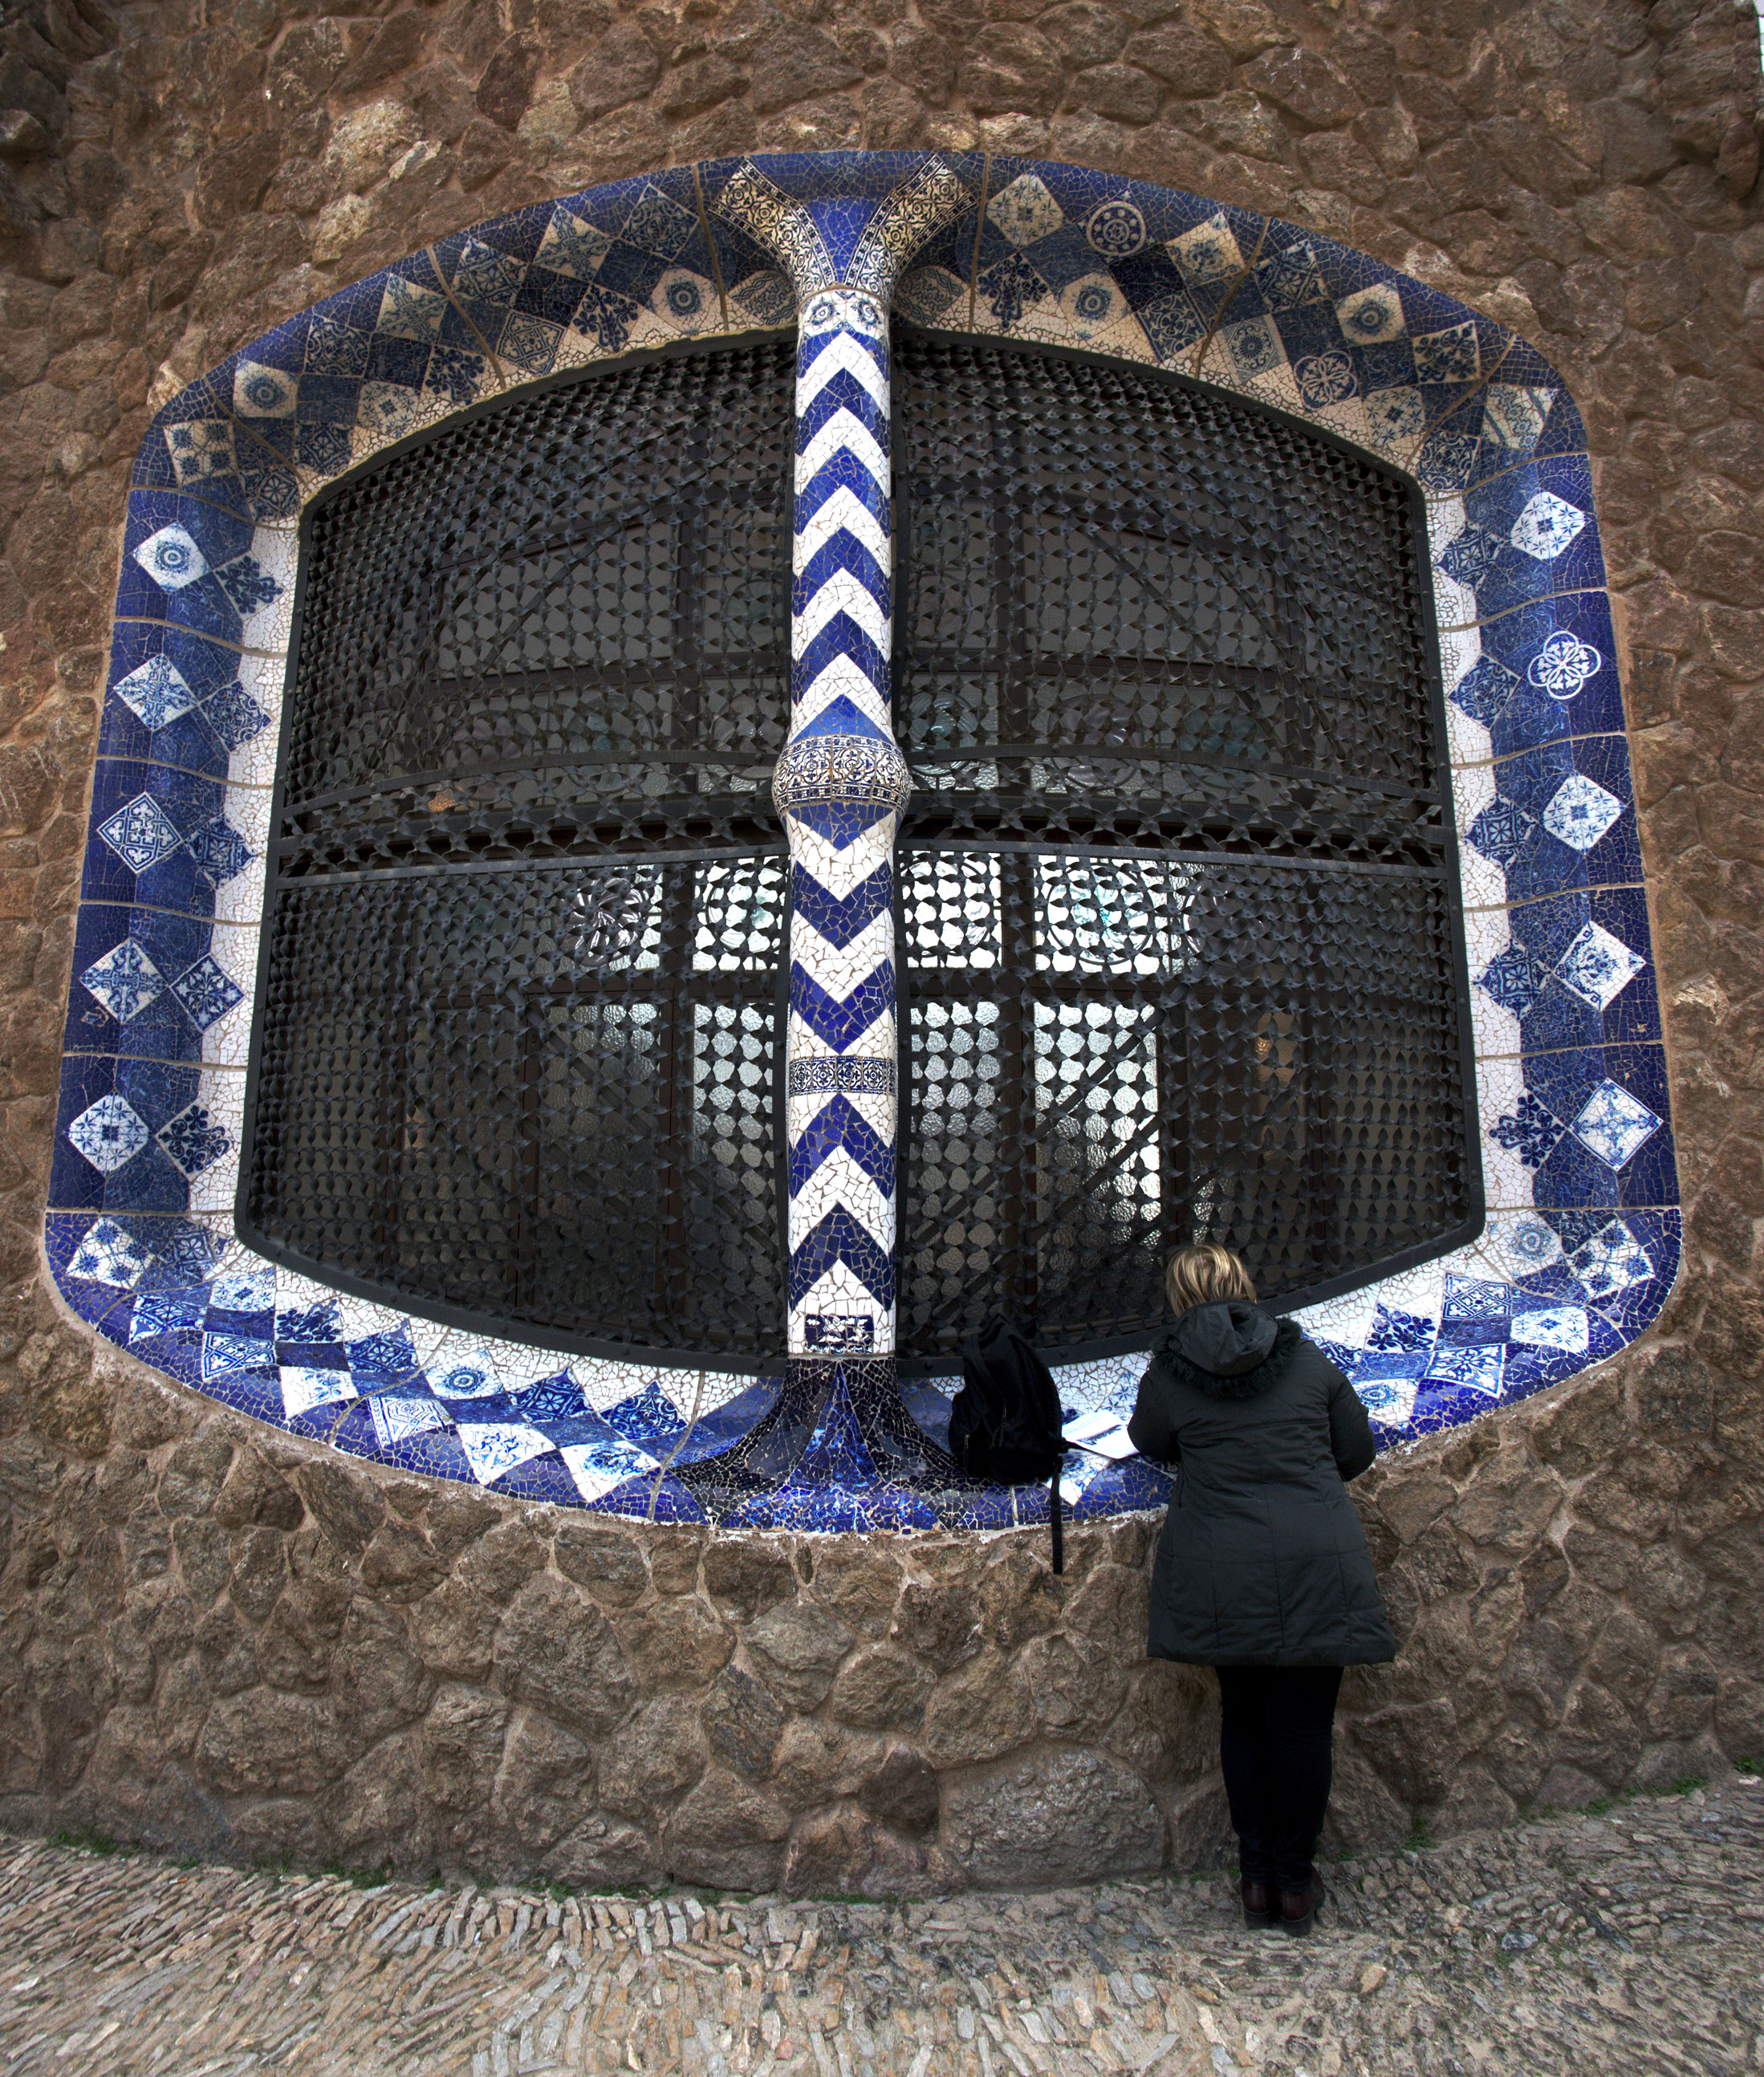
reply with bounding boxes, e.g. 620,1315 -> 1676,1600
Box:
0,0 -> 1758,1893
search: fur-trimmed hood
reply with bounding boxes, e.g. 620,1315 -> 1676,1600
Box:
1151,1301 -> 1302,1401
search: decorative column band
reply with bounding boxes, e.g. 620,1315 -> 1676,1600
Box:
714,159 -> 968,1364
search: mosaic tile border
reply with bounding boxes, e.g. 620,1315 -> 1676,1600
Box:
47,152 -> 1678,1528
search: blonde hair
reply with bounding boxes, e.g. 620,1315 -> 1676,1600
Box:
1164,1242 -> 1257,1315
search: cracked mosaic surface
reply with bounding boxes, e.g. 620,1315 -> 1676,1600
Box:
49,152 -> 1677,1526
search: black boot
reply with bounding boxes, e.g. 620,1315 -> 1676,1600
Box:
1240,1876 -> 1277,1929
1278,1871 -> 1326,1937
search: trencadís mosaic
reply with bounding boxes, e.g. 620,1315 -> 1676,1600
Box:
47,151 -> 1678,1530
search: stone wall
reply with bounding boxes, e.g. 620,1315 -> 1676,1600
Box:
0,0 -> 1759,1889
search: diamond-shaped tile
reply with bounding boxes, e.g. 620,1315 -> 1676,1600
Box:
80,939 -> 165,1022
1542,773 -> 1622,852
132,524 -> 208,591
1554,921 -> 1646,1011
171,955 -> 245,1031
200,684 -> 271,749
1466,797 -> 1537,869
1424,1343 -> 1505,1396
1509,1305 -> 1590,1353
156,1102 -> 233,1178
233,360 -> 299,417
98,794 -> 183,872
1477,942 -> 1548,1018
371,1391 -> 447,1449
1510,490 -> 1587,561
1437,524 -> 1504,589
67,1093 -> 150,1174
114,656 -> 199,731
986,171 -> 1064,246
1449,656 -> 1521,726
67,1216 -> 150,1287
185,816 -> 253,889
1568,1219 -> 1654,1300
1571,1079 -> 1661,1169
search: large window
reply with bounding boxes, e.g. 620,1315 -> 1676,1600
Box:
892,335 -> 1476,1362
241,342 -> 795,1362
242,331 -> 1476,1368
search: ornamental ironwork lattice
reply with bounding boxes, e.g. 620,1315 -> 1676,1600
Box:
242,330 -> 1474,1368
892,335 -> 1475,1361
241,342 -> 796,1362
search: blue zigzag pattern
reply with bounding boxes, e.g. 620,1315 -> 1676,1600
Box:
714,156 -> 969,1356
788,1094 -> 896,1199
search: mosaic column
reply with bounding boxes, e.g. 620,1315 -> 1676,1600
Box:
701,159 -> 968,1504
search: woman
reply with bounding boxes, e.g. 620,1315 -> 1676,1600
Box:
1128,1242 -> 1395,1936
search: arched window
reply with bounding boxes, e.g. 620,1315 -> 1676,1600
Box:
242,326 -> 1474,1368
892,334 -> 1476,1363
242,341 -> 795,1362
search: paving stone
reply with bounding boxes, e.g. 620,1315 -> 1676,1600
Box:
0,1782 -> 1757,2073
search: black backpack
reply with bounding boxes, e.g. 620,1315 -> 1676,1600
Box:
950,1316 -> 1071,1572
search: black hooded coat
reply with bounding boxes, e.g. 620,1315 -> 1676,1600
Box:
1128,1300 -> 1396,1667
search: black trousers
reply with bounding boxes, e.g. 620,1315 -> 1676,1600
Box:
1214,1664 -> 1343,1892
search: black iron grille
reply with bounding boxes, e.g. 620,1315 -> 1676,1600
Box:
242,342 -> 795,1360
242,327 -> 1473,1369
892,335 -> 1473,1359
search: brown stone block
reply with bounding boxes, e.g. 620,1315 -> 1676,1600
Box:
497,1575 -> 638,1734
750,22 -> 861,112
1016,1629 -> 1128,1735
741,1596 -> 850,1710
195,1687 -> 349,1797
892,1578 -> 981,1673
404,58 -> 479,144
335,1600 -> 433,1747
703,1536 -> 796,1624
476,35 -> 542,131
828,1641 -> 932,1732
417,1682 -> 510,1811
455,1518 -> 547,1604
647,1529 -> 704,1596
331,1734 -> 429,1876
858,1742 -> 939,1835
942,1744 -> 1166,1887
1713,1673 -> 1764,1759
419,1482 -> 498,1565
1627,1543 -> 1705,1640
336,10 -> 428,100
660,49 -> 747,120
1124,23 -> 1229,97
665,1764 -> 790,1891
407,1577 -> 499,1685
974,1541 -> 1062,1649
359,1518 -> 448,1603
494,1710 -> 599,1852
1555,1681 -> 1640,1787
919,1646 -> 1031,1768
960,25 -> 1061,117
701,1664 -> 784,1779
193,128 -> 280,226
1100,1656 -> 1214,1785
597,1693 -> 705,1818
553,1518 -> 648,1608
1641,1642 -> 1719,1741
289,1456 -> 384,1559
1348,1697 -> 1456,1805
612,1591 -> 733,1693
542,1810 -> 661,1889
800,1537 -> 899,1636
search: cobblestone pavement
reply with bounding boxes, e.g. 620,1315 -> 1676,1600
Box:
0,1783 -> 1757,2077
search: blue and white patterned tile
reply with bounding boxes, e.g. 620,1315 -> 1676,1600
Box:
49,152 -> 1677,1505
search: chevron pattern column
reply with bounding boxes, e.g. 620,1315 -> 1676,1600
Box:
691,157 -> 969,1516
